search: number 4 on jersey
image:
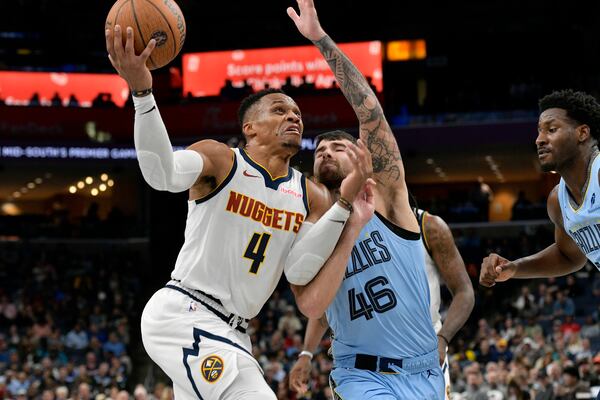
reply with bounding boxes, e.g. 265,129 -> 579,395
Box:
243,233 -> 271,274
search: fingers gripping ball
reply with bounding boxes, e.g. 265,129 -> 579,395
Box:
105,0 -> 186,70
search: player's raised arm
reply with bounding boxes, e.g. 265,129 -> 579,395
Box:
105,26 -> 231,193
287,0 -> 403,190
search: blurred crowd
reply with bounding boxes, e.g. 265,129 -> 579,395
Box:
0,242 -> 147,399
1,212 -> 599,399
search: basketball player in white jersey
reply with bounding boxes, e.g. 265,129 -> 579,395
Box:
289,206 -> 474,400
105,25 -> 373,399
480,90 -> 600,288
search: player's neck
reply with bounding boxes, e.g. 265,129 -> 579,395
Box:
562,146 -> 599,204
244,143 -> 292,177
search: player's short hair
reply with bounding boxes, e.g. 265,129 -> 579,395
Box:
237,89 -> 285,128
539,89 -> 600,141
315,130 -> 358,148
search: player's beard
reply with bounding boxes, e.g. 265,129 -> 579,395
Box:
540,161 -> 557,173
317,165 -> 344,190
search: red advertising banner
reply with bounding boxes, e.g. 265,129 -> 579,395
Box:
183,42 -> 383,97
0,94 -> 359,142
0,72 -> 129,107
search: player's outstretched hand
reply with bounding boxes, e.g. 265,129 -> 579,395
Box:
105,25 -> 156,91
339,139 -> 373,203
287,0 -> 327,42
479,253 -> 516,287
289,355 -> 312,395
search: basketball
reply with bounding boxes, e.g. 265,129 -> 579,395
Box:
105,0 -> 186,70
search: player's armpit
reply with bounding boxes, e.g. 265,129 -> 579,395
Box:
186,140 -> 235,185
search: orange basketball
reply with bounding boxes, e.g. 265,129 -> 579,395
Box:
105,0 -> 186,70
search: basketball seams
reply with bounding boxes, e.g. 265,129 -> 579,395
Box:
107,0 -> 129,29
142,0 -> 178,60
130,0 -> 158,69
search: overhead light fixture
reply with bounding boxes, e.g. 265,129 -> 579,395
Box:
27,182 -> 35,189
101,173 -> 109,182
77,181 -> 85,189
107,179 -> 114,187
91,188 -> 99,196
20,188 -> 28,193
85,177 -> 93,185
99,184 -> 107,192
69,186 -> 77,194
426,158 -> 434,165
34,178 -> 42,184
13,192 -> 21,198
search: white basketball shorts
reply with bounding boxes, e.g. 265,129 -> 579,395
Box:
141,284 -> 276,399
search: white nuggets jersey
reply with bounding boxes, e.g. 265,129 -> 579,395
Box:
558,153 -> 600,271
416,209 -> 442,333
171,148 -> 309,318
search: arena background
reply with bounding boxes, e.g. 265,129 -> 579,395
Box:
1,1 -> 600,399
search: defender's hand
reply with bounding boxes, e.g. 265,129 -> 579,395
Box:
479,253 -> 516,287
349,179 -> 376,228
105,25 -> 155,91
339,139 -> 373,203
289,355 -> 312,395
287,0 -> 327,42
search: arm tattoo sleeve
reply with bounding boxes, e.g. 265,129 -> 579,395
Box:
313,35 -> 402,184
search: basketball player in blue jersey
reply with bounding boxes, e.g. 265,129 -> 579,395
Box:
287,0 -> 446,397
105,25 -> 373,399
289,206 -> 474,400
480,90 -> 600,288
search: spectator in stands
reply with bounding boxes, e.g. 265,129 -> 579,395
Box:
67,94 -> 80,107
277,305 -> 302,333
29,92 -> 41,106
462,363 -> 489,399
553,291 -> 576,318
554,365 -> 590,399
103,331 -> 125,358
511,191 -> 532,220
51,92 -> 63,107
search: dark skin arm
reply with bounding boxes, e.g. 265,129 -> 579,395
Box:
480,186 -> 587,286
423,212 -> 474,364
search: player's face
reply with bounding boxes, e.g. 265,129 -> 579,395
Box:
252,93 -> 303,151
313,139 -> 354,189
536,108 -> 580,172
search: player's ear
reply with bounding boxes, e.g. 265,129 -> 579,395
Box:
243,121 -> 256,139
577,124 -> 591,143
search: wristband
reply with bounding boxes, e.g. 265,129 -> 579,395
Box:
132,88 -> 153,97
298,350 -> 313,360
437,333 -> 449,346
337,197 -> 353,214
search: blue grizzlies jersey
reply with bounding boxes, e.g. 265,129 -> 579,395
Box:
558,153 -> 600,271
326,212 -> 438,361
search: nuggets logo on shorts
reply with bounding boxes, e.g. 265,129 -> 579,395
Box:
201,355 -> 224,383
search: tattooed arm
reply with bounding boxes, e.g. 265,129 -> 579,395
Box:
288,0 -> 416,229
